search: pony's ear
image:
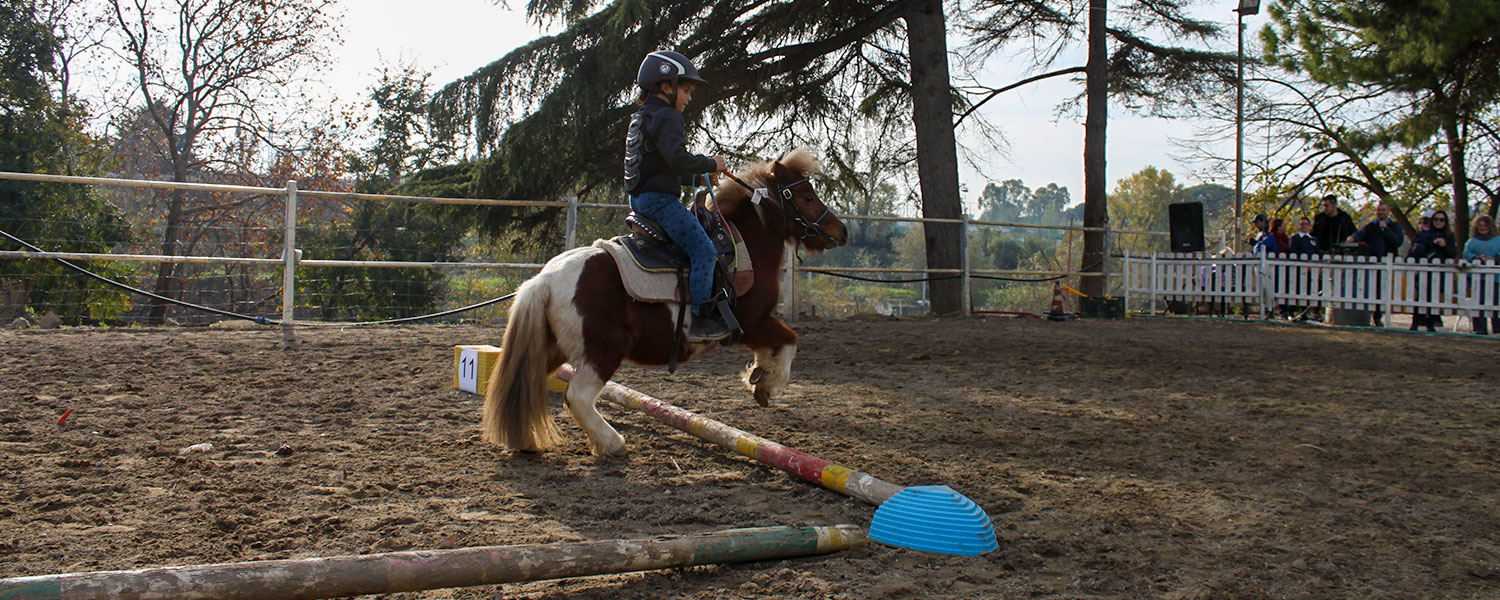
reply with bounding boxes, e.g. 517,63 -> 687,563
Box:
771,160 -> 794,183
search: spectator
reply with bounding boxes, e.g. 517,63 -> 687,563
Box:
1312,194 -> 1357,252
1348,201 -> 1404,257
1288,217 -> 1319,254
1406,209 -> 1457,332
1251,214 -> 1279,254
1348,201 -> 1404,326
1271,217 -> 1291,256
1464,215 -> 1500,334
1277,217 -> 1321,319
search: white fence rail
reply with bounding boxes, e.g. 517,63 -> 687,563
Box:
1123,251 -> 1500,321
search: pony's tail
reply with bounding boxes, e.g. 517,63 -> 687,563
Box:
481,277 -> 561,451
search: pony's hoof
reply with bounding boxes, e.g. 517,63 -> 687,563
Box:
753,386 -> 771,407
590,435 -> 628,458
748,367 -> 767,385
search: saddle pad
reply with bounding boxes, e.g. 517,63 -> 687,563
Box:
595,235 -> 756,304
596,237 -> 684,303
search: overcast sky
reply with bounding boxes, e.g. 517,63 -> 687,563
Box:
328,0 -> 1245,211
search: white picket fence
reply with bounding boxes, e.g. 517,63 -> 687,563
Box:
1122,251 -> 1500,321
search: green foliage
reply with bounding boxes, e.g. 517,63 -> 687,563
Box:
292,71 -> 477,321
976,180 -> 1073,227
977,180 -> 1029,223
295,201 -> 464,321
1110,166 -> 1186,254
0,1 -> 133,322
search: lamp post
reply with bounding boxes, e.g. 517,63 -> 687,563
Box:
1234,0 -> 1259,252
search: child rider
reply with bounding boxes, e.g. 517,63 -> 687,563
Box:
623,51 -> 730,342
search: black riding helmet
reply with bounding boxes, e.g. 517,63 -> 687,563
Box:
637,51 -> 706,93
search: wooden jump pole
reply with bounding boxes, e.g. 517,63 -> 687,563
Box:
0,525 -> 865,600
551,364 -> 906,506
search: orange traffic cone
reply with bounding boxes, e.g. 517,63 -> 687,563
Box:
1047,282 -> 1068,321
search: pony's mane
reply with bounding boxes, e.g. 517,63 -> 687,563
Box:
712,147 -> 822,210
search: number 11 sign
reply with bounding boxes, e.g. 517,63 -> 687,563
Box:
452,345 -> 502,394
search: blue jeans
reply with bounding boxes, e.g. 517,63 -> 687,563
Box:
629,193 -> 716,311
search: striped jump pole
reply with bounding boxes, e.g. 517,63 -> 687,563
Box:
549,365 -> 997,556
552,364 -> 903,506
0,525 -> 866,600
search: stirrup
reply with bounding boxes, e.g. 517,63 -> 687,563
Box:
687,309 -> 731,343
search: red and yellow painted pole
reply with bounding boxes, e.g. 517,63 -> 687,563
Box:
551,364 -> 905,506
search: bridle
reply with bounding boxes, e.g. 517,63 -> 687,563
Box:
722,170 -> 840,247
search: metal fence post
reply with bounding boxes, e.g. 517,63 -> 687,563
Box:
960,214 -> 972,315
565,193 -> 578,249
282,180 -> 298,344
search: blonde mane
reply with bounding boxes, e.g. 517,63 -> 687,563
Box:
711,147 -> 822,211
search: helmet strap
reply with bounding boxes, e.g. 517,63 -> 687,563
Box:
662,77 -> 680,108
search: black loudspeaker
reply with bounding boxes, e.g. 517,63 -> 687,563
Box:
1168,201 -> 1205,253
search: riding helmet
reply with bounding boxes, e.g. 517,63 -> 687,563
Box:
636,51 -> 706,88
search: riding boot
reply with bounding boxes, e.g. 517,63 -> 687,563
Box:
1427,315 -> 1441,332
1409,314 -> 1422,331
1473,317 -> 1489,335
686,303 -> 731,343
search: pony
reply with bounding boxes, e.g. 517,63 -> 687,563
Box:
481,147 -> 847,456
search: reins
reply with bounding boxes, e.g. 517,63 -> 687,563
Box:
720,170 -> 839,247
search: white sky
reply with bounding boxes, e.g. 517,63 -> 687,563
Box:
326,0 -> 1245,211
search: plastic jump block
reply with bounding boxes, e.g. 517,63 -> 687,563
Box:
869,485 -> 999,556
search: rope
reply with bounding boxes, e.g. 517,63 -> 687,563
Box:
799,269 -> 963,284
289,292 -> 517,327
0,228 -> 515,327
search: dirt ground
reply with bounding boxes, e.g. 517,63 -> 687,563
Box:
2,316 -> 1498,599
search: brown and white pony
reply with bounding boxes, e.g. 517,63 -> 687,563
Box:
481,148 -> 847,456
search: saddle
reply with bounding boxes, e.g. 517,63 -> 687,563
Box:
595,190 -> 754,304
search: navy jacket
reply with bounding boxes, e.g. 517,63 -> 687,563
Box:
1408,229 -> 1457,260
1288,232 -> 1319,255
624,97 -> 717,196
1253,231 -> 1279,254
1351,219 -> 1404,257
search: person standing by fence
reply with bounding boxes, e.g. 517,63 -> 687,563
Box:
1271,218 -> 1291,256
1289,217 -> 1319,255
1287,217 -> 1321,320
1348,202 -> 1404,326
1464,215 -> 1500,334
1313,195 -> 1357,253
1251,214 -> 1279,254
1407,209 -> 1457,332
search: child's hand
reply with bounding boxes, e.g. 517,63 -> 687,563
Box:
712,155 -> 727,172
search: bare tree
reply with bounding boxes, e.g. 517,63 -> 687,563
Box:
1182,74 -> 1450,239
104,0 -> 337,322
